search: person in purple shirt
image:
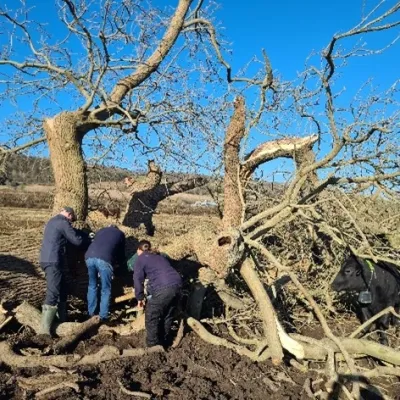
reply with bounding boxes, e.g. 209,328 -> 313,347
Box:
134,240 -> 182,347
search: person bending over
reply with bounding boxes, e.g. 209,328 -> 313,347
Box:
134,240 -> 182,347
85,225 -> 126,321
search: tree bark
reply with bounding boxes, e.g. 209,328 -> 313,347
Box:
222,97 -> 246,230
240,258 -> 284,364
44,112 -> 88,221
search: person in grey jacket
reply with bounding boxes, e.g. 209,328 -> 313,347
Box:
39,206 -> 87,335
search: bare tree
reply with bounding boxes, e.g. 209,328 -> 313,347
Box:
0,0 -> 227,219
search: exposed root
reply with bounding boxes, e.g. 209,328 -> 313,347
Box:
187,317 -> 271,362
35,381 -> 80,398
0,341 -> 164,368
99,312 -> 145,336
262,376 -> 280,393
118,380 -> 152,398
14,301 -> 81,337
17,371 -> 81,391
289,358 -> 308,373
114,292 -> 135,304
240,258 -> 284,364
53,316 -> 101,354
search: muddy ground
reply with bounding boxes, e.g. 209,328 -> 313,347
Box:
0,327 -> 304,400
1,314 -> 399,400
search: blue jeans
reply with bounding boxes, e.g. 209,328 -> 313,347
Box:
86,258 -> 113,320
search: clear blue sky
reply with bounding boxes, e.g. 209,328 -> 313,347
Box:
0,0 -> 399,178
220,0 -> 398,90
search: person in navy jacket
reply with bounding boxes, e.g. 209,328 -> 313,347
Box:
134,240 -> 182,347
85,225 -> 126,320
39,206 -> 87,335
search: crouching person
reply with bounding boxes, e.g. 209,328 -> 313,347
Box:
39,207 -> 86,335
134,240 -> 182,347
85,225 -> 126,321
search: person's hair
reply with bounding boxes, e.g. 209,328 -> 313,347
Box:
138,240 -> 151,252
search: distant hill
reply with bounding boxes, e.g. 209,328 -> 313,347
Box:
0,153 -> 283,201
1,153 -> 131,185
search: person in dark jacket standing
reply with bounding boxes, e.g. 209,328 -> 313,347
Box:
85,225 -> 126,321
134,240 -> 182,347
39,207 -> 85,335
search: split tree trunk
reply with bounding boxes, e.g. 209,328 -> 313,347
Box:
222,97 -> 246,230
44,112 -> 88,221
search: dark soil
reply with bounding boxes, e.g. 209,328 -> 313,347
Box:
0,328 -> 307,400
1,323 -> 399,400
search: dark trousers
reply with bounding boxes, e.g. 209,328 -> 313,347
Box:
41,263 -> 67,306
145,285 -> 180,347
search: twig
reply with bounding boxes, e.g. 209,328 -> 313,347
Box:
117,380 -> 151,398
0,316 -> 13,332
115,292 -> 135,303
349,306 -> 400,338
340,384 -> 354,400
302,378 -> 314,398
171,319 -> 185,348
289,358 -> 309,373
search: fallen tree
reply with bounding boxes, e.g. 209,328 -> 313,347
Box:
158,6 -> 400,391
187,317 -> 400,366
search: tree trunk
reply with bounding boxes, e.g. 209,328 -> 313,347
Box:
222,97 -> 246,230
44,112 -> 88,221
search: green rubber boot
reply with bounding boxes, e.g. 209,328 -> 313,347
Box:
39,304 -> 58,335
57,302 -> 68,323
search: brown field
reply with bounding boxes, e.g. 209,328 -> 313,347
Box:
0,192 -> 399,399
0,184 -> 219,217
